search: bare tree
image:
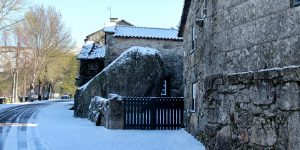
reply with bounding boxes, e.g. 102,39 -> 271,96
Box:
0,30 -> 14,100
11,25 -> 23,102
0,24 -> 25,103
22,5 -> 74,99
0,0 -> 26,31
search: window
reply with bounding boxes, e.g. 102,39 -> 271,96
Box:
161,80 -> 167,96
190,25 -> 195,53
190,83 -> 197,112
292,0 -> 300,7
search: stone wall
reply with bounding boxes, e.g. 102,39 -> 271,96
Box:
181,0 -> 300,149
204,0 -> 300,76
86,31 -> 105,44
182,0 -> 207,137
201,66 -> 300,149
106,36 -> 184,97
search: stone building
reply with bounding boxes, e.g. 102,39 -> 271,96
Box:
79,18 -> 184,97
76,41 -> 106,86
85,18 -> 134,44
76,19 -> 133,86
179,0 -> 300,149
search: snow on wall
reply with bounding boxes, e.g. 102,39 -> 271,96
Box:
77,41 -> 106,60
107,94 -> 123,101
228,65 -> 300,76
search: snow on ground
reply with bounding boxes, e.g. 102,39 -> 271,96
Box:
0,103 -> 18,109
0,101 -> 36,109
36,101 -> 205,150
0,100 -> 57,109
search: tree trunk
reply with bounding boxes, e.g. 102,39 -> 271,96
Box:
29,82 -> 34,102
38,80 -> 41,100
12,73 -> 16,103
45,82 -> 51,100
50,83 -> 55,98
23,61 -> 27,102
15,44 -> 19,102
15,70 -> 18,102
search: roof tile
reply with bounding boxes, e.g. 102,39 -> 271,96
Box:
113,25 -> 182,40
78,41 -> 106,60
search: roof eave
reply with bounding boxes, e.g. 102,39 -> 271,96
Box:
114,35 -> 183,41
178,0 -> 192,37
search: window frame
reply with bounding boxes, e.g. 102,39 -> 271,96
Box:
161,80 -> 167,96
190,83 -> 197,113
190,25 -> 195,53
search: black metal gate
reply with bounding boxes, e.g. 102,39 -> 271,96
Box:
123,97 -> 184,130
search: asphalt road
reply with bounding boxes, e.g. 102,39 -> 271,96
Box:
0,102 -> 51,150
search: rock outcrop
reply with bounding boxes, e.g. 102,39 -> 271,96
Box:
88,94 -> 124,129
88,96 -> 109,124
74,46 -> 165,118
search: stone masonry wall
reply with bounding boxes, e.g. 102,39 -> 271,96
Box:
182,0 -> 300,149
183,0 -> 207,137
204,0 -> 300,76
105,36 -> 184,97
86,31 -> 105,44
201,66 -> 300,149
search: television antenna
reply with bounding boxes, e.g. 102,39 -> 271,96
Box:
107,0 -> 112,19
107,6 -> 112,19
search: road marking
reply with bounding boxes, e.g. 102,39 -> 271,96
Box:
0,123 -> 38,127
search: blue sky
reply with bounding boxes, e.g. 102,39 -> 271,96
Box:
31,0 -> 185,48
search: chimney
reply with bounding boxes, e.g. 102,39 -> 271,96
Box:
110,18 -> 118,23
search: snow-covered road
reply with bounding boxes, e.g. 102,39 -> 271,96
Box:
0,102 -> 51,150
0,101 -> 205,150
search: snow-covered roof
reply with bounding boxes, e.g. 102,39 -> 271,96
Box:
103,25 -> 182,40
77,41 -> 106,60
103,25 -> 115,33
